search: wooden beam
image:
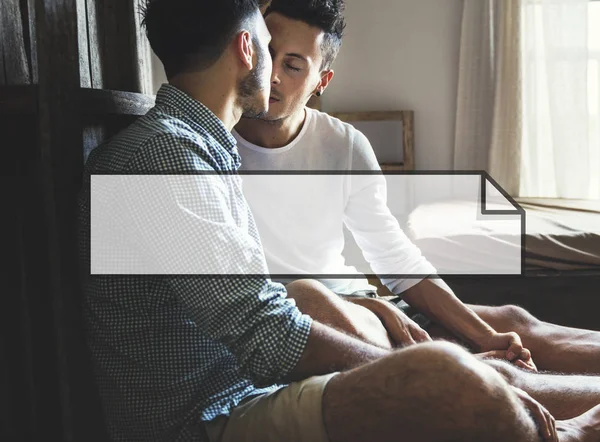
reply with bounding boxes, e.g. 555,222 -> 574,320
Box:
2,114 -> 39,441
0,39 -> 5,86
132,0 -> 154,95
76,0 -> 92,88
26,0 -> 38,84
0,0 -> 32,84
33,0 -> 83,440
79,88 -> 155,116
85,0 -> 103,89
402,111 -> 415,171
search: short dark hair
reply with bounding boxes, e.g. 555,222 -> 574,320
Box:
141,0 -> 263,78
264,0 -> 346,71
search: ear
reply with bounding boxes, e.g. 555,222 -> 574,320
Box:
315,70 -> 334,94
235,31 -> 254,71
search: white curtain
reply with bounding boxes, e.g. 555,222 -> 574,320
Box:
521,0 -> 599,199
454,0 -> 523,196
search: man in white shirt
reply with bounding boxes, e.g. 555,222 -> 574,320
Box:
235,0 -> 600,378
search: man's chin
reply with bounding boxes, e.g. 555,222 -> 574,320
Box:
241,108 -> 268,120
241,112 -> 284,123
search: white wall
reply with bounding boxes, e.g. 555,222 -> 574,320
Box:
323,0 -> 464,170
151,0 -> 464,170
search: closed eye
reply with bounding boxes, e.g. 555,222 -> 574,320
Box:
285,63 -> 301,72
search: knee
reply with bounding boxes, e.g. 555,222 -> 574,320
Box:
285,279 -> 339,313
402,341 -> 473,367
482,357 -> 521,385
387,343 -> 536,438
397,341 -> 504,389
497,304 -> 538,328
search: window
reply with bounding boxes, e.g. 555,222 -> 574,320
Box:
589,1 -> 600,197
521,0 -> 600,199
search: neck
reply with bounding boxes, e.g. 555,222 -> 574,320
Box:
169,70 -> 242,132
235,107 -> 307,149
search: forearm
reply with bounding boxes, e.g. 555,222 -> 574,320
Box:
283,320 -> 391,383
401,278 -> 495,350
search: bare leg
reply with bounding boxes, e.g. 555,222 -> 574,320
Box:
323,341 -> 544,442
288,280 -> 600,430
484,358 -> 600,420
470,304 -> 600,374
286,279 -> 394,349
558,405 -> 600,442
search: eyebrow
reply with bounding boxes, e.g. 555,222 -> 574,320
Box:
285,53 -> 308,62
269,45 -> 309,63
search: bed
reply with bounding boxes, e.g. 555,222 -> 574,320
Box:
332,110 -> 600,330
406,197 -> 600,330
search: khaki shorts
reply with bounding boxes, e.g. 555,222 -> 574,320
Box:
205,373 -> 338,442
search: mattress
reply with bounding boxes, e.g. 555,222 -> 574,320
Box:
407,197 -> 600,274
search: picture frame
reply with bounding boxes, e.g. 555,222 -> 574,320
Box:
328,110 -> 415,171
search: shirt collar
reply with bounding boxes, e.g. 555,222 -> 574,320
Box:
155,84 -> 237,152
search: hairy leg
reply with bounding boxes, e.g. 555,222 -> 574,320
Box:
470,304 -> 600,374
323,341 -> 543,442
483,358 -> 600,420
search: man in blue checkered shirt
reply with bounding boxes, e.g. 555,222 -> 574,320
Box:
77,1 -> 578,441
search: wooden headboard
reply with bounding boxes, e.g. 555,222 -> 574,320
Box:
328,111 -> 415,171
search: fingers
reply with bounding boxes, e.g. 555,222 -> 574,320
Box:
476,350 -> 507,359
390,320 -> 417,347
548,413 -> 557,442
514,358 -> 537,372
505,332 -> 524,361
520,348 -> 532,361
515,388 -> 557,442
515,348 -> 537,371
409,323 -> 432,343
537,404 -> 557,442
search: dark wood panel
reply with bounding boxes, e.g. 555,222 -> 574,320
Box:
1,113 -> 44,442
76,0 -> 92,88
0,85 -> 155,117
34,0 -> 83,439
0,0 -> 31,84
85,0 -> 103,89
87,0 -> 139,91
0,337 -> 11,441
80,87 -> 155,116
131,0 -> 153,94
83,0 -> 153,93
0,11 -> 5,86
82,114 -> 139,161
25,0 -> 38,84
0,85 -> 37,114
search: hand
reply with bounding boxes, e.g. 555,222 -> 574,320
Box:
511,386 -> 557,442
478,331 -> 536,369
477,349 -> 537,372
352,298 -> 432,347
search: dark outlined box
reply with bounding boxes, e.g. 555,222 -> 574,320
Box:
90,171 -> 525,278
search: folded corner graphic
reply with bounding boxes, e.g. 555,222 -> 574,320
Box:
404,172 -> 525,276
89,172 -> 525,277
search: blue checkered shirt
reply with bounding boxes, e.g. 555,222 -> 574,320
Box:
78,84 -> 312,441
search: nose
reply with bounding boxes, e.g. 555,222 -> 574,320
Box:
271,65 -> 281,85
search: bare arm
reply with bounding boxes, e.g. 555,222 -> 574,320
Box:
401,278 -> 495,350
401,279 -> 532,366
283,320 -> 391,383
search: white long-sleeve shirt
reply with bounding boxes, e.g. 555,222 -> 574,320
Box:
234,107 -> 436,295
